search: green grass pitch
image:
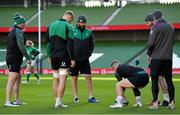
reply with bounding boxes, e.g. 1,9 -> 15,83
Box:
0,74 -> 180,114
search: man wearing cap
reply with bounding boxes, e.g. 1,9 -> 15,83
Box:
147,10 -> 175,110
46,10 -> 75,108
109,60 -> 149,108
5,13 -> 31,107
69,15 -> 98,103
145,14 -> 170,107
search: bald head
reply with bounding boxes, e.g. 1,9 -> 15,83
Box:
111,60 -> 120,71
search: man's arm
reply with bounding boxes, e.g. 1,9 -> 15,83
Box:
115,71 -> 122,81
67,24 -> 75,60
89,32 -> 94,56
45,27 -> 51,58
147,26 -> 158,56
33,47 -> 40,57
15,29 -> 30,61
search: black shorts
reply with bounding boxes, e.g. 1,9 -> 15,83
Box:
127,72 -> 149,88
69,60 -> 91,76
51,58 -> 71,70
150,59 -> 172,77
6,59 -> 22,73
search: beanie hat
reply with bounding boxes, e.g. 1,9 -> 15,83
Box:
152,10 -> 162,19
14,13 -> 25,25
145,14 -> 154,22
77,15 -> 87,23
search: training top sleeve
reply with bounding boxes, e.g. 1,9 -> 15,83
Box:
45,27 -> 51,58
115,71 -> 122,81
66,23 -> 75,60
16,28 -> 31,60
89,32 -> 94,57
147,26 -> 158,56
32,47 -> 40,57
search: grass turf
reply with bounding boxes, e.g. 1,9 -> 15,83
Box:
0,74 -> 180,114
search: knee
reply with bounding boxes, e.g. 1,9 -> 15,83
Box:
85,75 -> 92,81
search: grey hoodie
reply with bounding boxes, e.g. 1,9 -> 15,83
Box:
147,18 -> 174,60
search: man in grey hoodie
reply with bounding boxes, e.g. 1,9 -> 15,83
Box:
147,10 -> 175,110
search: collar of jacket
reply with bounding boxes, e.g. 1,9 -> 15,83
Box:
59,18 -> 66,22
14,25 -> 22,30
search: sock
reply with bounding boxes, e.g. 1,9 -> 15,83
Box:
34,73 -> 40,80
74,96 -> 78,99
135,96 -> 141,104
158,93 -> 160,101
56,97 -> 62,105
116,96 -> 123,104
89,96 -> 93,99
163,93 -> 169,102
6,101 -> 10,104
26,72 -> 31,82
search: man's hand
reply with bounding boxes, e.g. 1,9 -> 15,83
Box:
27,60 -> 31,65
48,58 -> 51,64
70,60 -> 75,68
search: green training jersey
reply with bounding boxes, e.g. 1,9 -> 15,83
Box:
26,46 -> 40,60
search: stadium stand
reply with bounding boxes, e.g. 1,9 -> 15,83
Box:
0,7 -> 37,27
110,3 -> 180,25
28,6 -> 117,26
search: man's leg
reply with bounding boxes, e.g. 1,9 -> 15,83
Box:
33,69 -> 40,84
13,74 -> 21,100
85,74 -> 93,97
52,70 -> 59,99
13,74 -> 22,105
84,74 -> 99,103
164,76 -> 175,110
133,88 -> 142,107
72,76 -> 79,102
55,68 -> 68,108
110,79 -> 134,108
159,76 -> 169,106
149,75 -> 159,109
5,72 -> 19,106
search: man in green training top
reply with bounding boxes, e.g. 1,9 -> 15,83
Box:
5,13 -> 31,107
69,15 -> 98,103
46,10 -> 75,108
22,40 -> 40,84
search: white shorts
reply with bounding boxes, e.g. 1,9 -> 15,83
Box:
27,60 -> 36,67
53,68 -> 68,78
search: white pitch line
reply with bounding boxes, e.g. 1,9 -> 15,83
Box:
25,77 -> 180,81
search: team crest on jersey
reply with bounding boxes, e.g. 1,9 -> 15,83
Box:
61,61 -> 66,67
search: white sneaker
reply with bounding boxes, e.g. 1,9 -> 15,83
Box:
168,101 -> 175,110
110,103 -> 123,108
55,103 -> 68,108
133,103 -> 142,107
74,97 -> 79,103
21,80 -> 29,84
55,100 -> 68,108
4,102 -> 19,107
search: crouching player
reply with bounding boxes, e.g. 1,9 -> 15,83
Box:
110,60 -> 149,108
22,40 -> 40,84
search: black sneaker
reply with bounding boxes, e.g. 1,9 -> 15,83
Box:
160,100 -> 169,106
74,97 -> 79,103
